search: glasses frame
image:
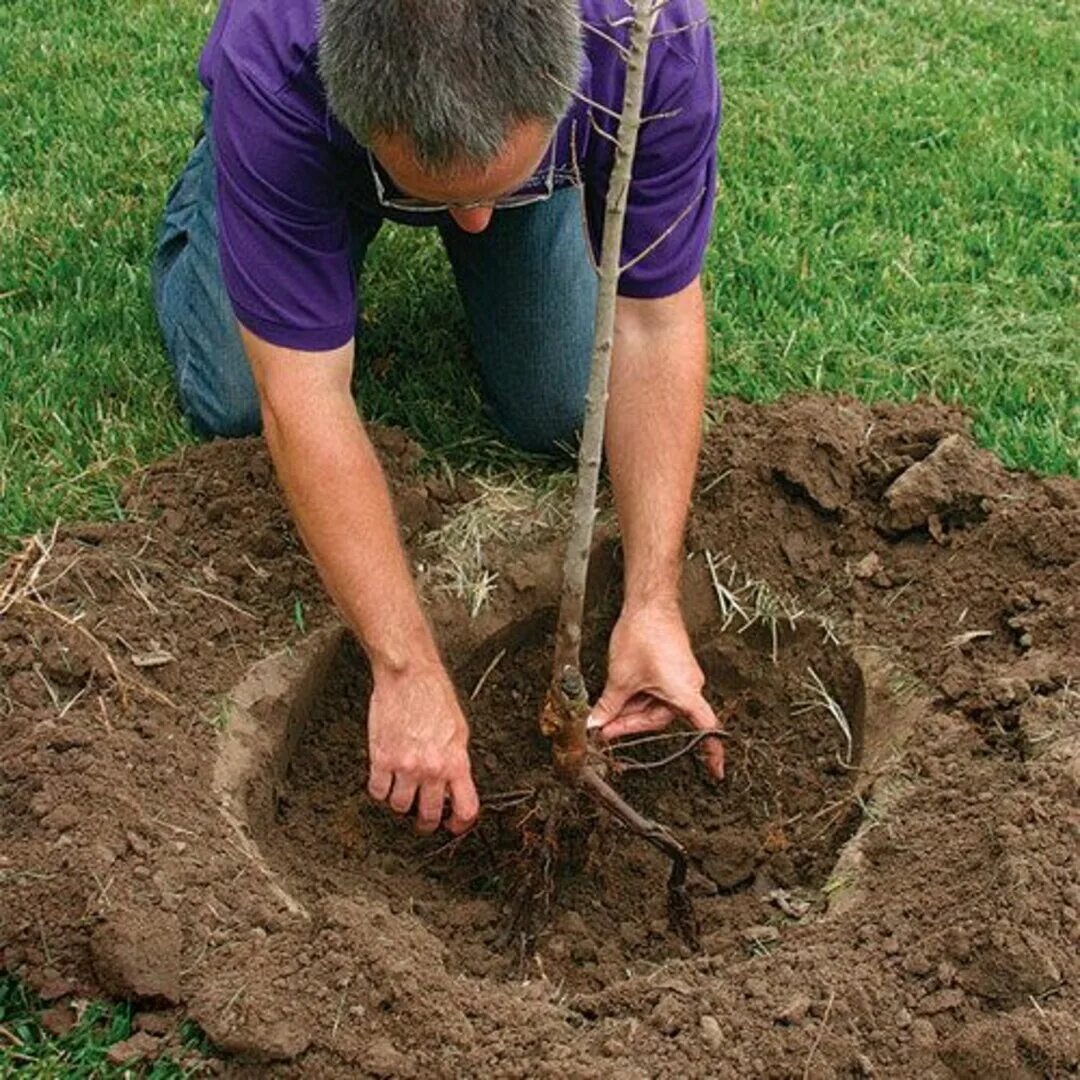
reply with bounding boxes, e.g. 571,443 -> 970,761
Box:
367,139 -> 557,214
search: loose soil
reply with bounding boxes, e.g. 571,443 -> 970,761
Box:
264,614 -> 862,993
1,397 -> 1077,1078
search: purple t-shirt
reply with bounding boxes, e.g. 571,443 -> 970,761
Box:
198,0 -> 721,352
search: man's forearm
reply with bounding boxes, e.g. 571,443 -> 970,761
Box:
606,278 -> 708,610
241,328 -> 438,675
268,405 -> 437,671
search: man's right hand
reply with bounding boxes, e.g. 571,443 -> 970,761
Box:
366,660 -> 480,835
239,326 -> 479,837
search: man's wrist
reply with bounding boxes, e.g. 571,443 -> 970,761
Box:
621,580 -> 681,618
366,620 -> 444,682
621,554 -> 683,614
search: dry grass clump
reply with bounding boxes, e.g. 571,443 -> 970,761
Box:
425,471 -> 573,615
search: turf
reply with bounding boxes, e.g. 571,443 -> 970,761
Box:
705,0 -> 1078,474
0,0 -> 1076,1068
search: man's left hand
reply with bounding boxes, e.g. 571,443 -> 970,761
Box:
587,601 -> 725,779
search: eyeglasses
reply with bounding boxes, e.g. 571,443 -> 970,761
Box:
367,141 -> 557,214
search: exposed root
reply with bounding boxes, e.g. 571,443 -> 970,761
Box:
611,730 -> 725,772
482,787 -> 538,812
608,695 -> 741,774
578,765 -> 700,950
470,648 -> 507,701
493,782 -> 591,957
535,664 -> 708,950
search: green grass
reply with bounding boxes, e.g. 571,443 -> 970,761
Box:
0,0 -> 1076,1068
0,973 -> 207,1076
705,0 -> 1078,472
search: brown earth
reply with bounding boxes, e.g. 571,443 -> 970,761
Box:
1,396 -> 1077,1078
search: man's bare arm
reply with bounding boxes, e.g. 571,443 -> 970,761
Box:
241,326 -> 479,832
589,278 -> 724,777
607,278 -> 706,609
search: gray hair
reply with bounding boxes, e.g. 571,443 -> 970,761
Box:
318,0 -> 581,171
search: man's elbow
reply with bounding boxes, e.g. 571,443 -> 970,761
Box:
240,326 -> 356,438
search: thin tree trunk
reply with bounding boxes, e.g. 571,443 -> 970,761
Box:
551,0 -> 659,706
537,1 -> 699,946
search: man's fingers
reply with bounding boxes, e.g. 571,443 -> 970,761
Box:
415,780 -> 446,835
680,693 -> 726,780
368,764 -> 392,802
700,735 -> 725,780
388,774 -> 418,815
446,773 -> 480,835
586,684 -> 633,732
595,704 -> 674,743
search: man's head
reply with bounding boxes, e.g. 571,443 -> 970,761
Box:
319,0 -> 581,232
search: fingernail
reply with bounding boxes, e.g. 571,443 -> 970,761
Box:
586,713 -> 602,730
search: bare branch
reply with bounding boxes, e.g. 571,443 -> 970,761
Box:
618,185 -> 706,274
568,120 -> 600,275
544,2 -> 707,948
581,20 -> 630,60
587,109 -> 620,148
618,0 -> 675,14
649,16 -> 709,40
639,107 -> 683,125
546,73 -> 622,123
552,0 -> 660,680
610,5 -> 694,36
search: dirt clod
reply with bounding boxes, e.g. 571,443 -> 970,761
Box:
39,1004 -> 77,1038
90,907 -> 181,1005
208,1017 -> 311,1063
134,1010 -> 176,1036
699,1013 -> 723,1050
34,973 -> 75,1001
775,992 -> 812,1025
105,1031 -> 162,1066
881,432 -> 1005,533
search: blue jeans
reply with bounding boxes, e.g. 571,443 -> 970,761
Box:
150,102 -> 598,454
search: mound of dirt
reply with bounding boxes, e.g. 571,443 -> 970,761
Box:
1,397 -> 1077,1078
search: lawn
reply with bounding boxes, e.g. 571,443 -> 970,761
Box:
0,0 -> 1076,1068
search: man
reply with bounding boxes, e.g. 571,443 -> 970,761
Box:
152,0 -> 724,837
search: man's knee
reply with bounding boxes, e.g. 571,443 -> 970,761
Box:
175,360 -> 262,439
185,395 -> 262,439
156,265 -> 261,438
492,394 -> 585,458
173,339 -> 264,440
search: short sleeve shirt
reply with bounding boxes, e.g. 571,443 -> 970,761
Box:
198,0 -> 721,352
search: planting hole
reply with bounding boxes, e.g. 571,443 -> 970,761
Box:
247,595 -> 871,991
